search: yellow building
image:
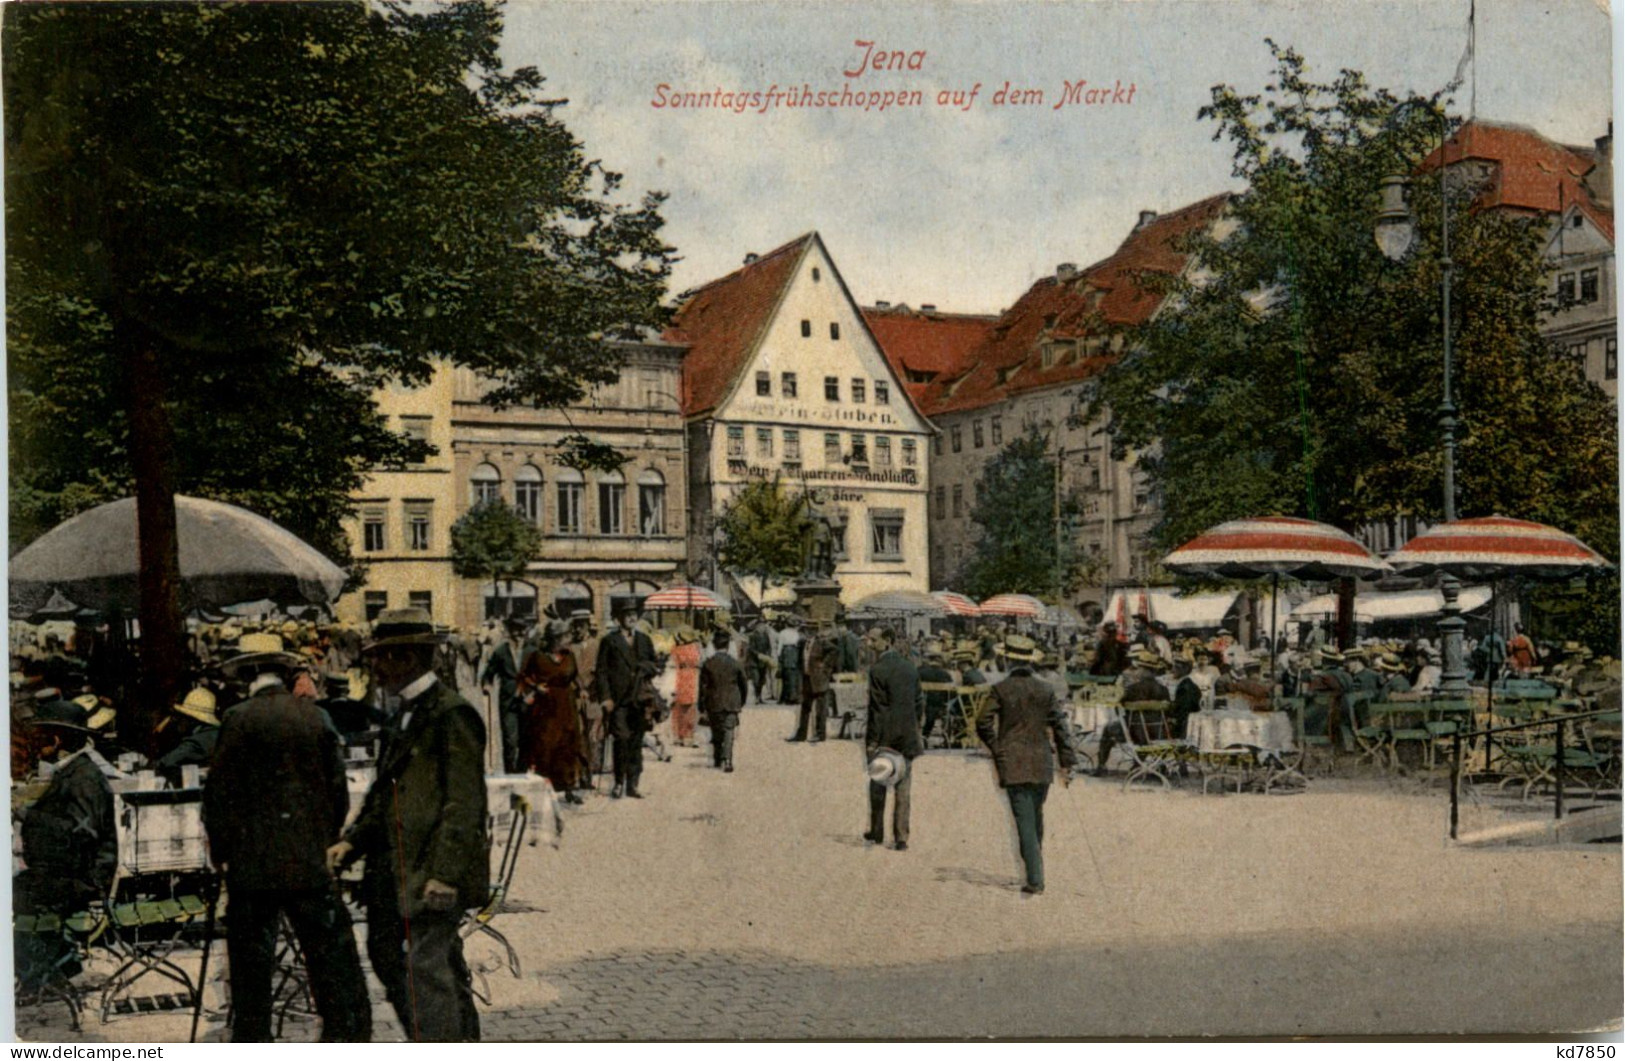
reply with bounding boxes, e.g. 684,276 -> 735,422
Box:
671,233 -> 933,605
337,339 -> 690,629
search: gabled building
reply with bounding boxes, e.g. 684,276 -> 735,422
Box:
1431,120 -> 1617,397
873,195 -> 1231,600
670,233 -> 934,604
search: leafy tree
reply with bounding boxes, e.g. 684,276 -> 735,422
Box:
1092,43 -> 1617,611
962,430 -> 1084,600
450,500 -> 544,619
716,477 -> 812,588
5,1 -> 675,748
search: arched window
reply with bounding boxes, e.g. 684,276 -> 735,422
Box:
514,464 -> 543,525
483,579 -> 537,622
471,462 -> 502,507
597,470 -> 626,536
637,469 -> 666,536
555,467 -> 584,535
550,581 -> 594,622
605,579 -> 660,626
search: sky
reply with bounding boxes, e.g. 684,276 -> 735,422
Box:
500,0 -> 1614,315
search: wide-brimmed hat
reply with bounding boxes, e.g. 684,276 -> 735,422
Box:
1375,653 -> 1404,673
363,608 -> 443,654
174,687 -> 220,727
1319,648 -> 1345,664
221,632 -> 305,677
29,696 -> 92,734
74,693 -> 117,731
1129,648 -> 1167,671
675,626 -> 700,645
867,748 -> 907,788
1003,634 -> 1040,662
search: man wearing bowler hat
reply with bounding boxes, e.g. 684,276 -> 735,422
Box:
594,599 -> 658,798
328,609 -> 489,1041
204,631 -> 370,1042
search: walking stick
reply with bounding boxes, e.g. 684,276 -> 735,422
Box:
189,871 -> 222,1043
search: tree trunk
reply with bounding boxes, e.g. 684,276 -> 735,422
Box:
127,330 -> 186,758
1334,577 -> 1357,651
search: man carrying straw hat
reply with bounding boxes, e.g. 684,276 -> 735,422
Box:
328,608 -> 488,1041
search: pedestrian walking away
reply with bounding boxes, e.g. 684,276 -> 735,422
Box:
480,617 -> 528,773
975,640 -> 1079,895
698,628 -> 748,771
203,633 -> 370,1042
328,609 -> 489,1042
863,625 -> 924,850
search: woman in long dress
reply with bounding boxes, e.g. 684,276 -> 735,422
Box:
518,621 -> 585,803
669,627 -> 702,746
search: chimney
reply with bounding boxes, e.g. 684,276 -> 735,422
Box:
1135,209 -> 1158,230
874,300 -> 891,309
1586,123 -> 1613,209
920,303 -> 937,312
1056,263 -> 1077,282
743,252 -> 759,265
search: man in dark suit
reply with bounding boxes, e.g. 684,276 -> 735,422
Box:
976,644 -> 1078,894
917,646 -> 959,747
789,622 -> 836,743
594,601 -> 658,799
205,644 -> 370,1042
1090,621 -> 1129,677
863,626 -> 924,850
328,609 -> 489,1042
746,618 -> 774,703
1093,649 -> 1172,776
699,629 -> 748,771
480,617 -> 528,773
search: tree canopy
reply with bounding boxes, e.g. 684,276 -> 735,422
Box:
1091,43 -> 1618,567
715,478 -> 812,585
5,0 -> 676,741
961,430 -> 1086,600
450,500 -> 544,605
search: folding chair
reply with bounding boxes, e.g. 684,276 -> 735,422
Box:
1343,692 -> 1389,769
14,905 -> 110,1030
462,793 -> 529,1005
919,681 -> 960,749
1115,701 -> 1193,790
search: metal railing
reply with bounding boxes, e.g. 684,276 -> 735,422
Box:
1447,707 -> 1617,840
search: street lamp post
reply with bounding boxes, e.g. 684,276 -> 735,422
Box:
1374,102 -> 1470,695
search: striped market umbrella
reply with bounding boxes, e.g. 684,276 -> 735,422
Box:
931,590 -> 981,617
1387,516 -> 1612,581
642,584 -> 727,610
850,590 -> 947,618
979,593 -> 1046,618
1162,516 -> 1390,683
1161,516 -> 1391,581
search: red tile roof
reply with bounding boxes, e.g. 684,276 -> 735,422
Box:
1429,121 -> 1613,233
916,193 -> 1231,417
860,305 -> 998,404
667,234 -> 814,417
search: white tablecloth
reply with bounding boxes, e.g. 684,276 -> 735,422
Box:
1184,710 -> 1295,754
1072,704 -> 1118,735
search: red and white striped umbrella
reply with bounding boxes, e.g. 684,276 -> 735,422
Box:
641,584 -> 727,610
1161,516 -> 1391,581
979,593 -> 1046,618
931,590 -> 981,617
1388,516 -> 1611,581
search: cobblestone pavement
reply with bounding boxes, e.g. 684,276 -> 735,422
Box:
14,702 -> 1623,1041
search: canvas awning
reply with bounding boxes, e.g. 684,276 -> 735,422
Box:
1103,588 -> 1240,631
1289,586 -> 1493,621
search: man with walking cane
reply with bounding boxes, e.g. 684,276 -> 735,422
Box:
328,608 -> 489,1041
203,637 -> 370,1041
975,638 -> 1079,896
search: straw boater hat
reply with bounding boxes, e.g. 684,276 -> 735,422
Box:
1375,653 -> 1404,674
867,748 -> 907,788
362,608 -> 443,654
1003,634 -> 1041,662
221,631 -> 305,678
174,687 -> 220,727
77,694 -> 117,732
1129,647 -> 1167,671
